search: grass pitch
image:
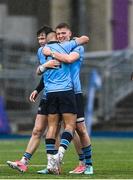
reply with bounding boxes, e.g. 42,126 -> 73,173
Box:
0,137 -> 133,179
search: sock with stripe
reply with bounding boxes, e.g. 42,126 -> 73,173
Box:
59,130 -> 73,161
78,153 -> 85,165
82,145 -> 92,166
45,138 -> 56,155
21,152 -> 32,165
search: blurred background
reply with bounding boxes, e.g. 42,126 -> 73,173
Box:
0,0 -> 133,135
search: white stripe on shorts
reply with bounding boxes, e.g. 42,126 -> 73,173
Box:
76,117 -> 84,123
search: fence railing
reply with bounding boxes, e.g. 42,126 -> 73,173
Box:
0,44 -> 40,131
81,49 -> 133,120
1,45 -> 133,131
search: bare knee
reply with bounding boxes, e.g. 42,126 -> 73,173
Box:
76,125 -> 88,137
32,126 -> 44,138
65,123 -> 75,133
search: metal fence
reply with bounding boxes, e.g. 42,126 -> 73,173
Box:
82,49 -> 133,121
0,44 -> 133,132
0,43 -> 39,132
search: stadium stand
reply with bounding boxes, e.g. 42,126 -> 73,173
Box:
82,49 -> 133,130
1,41 -> 133,133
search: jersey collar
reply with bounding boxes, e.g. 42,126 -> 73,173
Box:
47,41 -> 59,44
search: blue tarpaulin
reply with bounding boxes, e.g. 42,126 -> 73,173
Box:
0,96 -> 10,134
85,69 -> 102,135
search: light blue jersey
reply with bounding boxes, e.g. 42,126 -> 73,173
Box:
37,47 -> 46,64
70,45 -> 84,94
42,40 -> 78,93
37,47 -> 46,99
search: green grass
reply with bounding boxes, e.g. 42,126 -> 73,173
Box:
0,138 -> 133,179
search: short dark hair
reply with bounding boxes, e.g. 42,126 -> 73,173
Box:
37,25 -> 53,37
46,30 -> 56,36
55,22 -> 71,30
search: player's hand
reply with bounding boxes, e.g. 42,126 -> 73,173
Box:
29,90 -> 38,102
75,35 -> 89,45
43,47 -> 51,56
131,72 -> 133,80
44,60 -> 60,68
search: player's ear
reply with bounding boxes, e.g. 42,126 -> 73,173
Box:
69,30 -> 72,37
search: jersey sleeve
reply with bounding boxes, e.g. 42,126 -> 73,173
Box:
61,40 -> 78,53
72,45 -> 85,61
37,46 -> 47,64
37,47 -> 43,63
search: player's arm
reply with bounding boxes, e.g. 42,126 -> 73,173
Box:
35,76 -> 44,93
43,36 -> 88,63
43,48 -> 79,63
36,60 -> 60,75
29,77 -> 44,102
52,51 -> 79,63
75,35 -> 89,45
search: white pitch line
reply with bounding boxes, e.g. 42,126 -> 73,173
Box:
1,158 -> 133,168
0,150 -> 45,153
0,164 -> 46,167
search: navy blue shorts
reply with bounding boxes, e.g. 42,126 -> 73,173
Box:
37,99 -> 48,115
47,90 -> 77,114
75,93 -> 85,123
